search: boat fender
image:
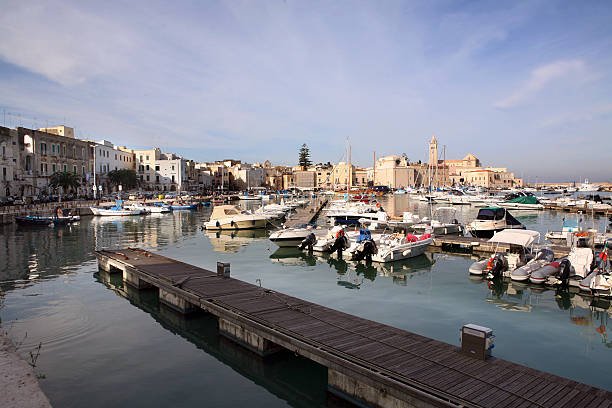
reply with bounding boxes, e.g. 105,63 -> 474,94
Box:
557,259 -> 571,286
230,220 -> 235,227
216,221 -> 220,227
251,219 -> 256,225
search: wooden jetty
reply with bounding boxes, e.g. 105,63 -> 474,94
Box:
432,236 -> 571,258
95,248 -> 612,408
285,199 -> 328,227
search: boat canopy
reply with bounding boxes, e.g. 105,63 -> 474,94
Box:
476,207 -> 505,220
210,205 -> 242,220
488,229 -> 540,247
507,196 -> 539,204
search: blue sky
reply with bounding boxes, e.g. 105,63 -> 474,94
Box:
0,0 -> 611,181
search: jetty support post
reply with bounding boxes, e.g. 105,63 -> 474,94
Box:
217,318 -> 283,357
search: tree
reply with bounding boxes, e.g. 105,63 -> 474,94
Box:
107,169 -> 139,190
298,144 -> 312,170
49,171 -> 81,203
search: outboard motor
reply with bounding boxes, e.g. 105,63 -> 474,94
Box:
487,253 -> 506,279
329,230 -> 349,258
298,233 -> 317,252
354,240 -> 378,262
556,259 -> 571,287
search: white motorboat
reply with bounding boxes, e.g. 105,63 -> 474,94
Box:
545,217 -> 582,244
467,207 -> 525,238
91,201 -> 143,216
578,179 -> 601,192
412,207 -> 462,236
468,229 -> 540,278
546,246 -> 594,288
204,205 -> 269,230
269,225 -> 323,248
368,232 -> 432,263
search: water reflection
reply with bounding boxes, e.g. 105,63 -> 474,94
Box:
473,275 -> 612,347
94,270 -> 331,407
205,229 -> 269,253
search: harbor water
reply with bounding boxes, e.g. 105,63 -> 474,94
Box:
1,195 -> 611,407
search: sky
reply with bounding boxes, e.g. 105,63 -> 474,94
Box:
0,0 -> 611,182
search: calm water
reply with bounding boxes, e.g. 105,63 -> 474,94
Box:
1,196 -> 611,408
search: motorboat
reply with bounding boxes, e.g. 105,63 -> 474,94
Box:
586,251 -> 611,297
269,225 -> 324,247
91,200 -> 143,216
15,215 -> 55,227
238,193 -> 262,201
204,205 -> 269,230
468,229 -> 540,278
412,207 -> 462,236
366,232 -> 432,263
498,196 -> 544,210
510,248 -> 555,282
545,246 -> 594,288
578,179 -> 601,192
166,203 -> 198,210
467,207 -> 525,238
545,217 -> 582,244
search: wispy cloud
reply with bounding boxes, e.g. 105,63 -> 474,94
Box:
0,0 -> 611,180
494,60 -> 588,109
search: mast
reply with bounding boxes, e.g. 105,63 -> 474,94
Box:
347,143 -> 351,198
373,151 -> 376,188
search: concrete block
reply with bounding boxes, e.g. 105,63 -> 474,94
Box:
218,317 -> 283,357
327,369 -> 440,408
159,287 -> 197,313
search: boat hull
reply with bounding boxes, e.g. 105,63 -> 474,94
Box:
205,218 -> 268,230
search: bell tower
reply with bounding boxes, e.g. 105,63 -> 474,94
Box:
429,135 -> 438,166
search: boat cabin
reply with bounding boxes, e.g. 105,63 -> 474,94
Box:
209,205 -> 242,220
476,207 -> 522,226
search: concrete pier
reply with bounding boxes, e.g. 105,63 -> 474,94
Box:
95,248 -> 612,408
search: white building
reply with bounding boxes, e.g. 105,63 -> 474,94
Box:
93,140 -> 135,192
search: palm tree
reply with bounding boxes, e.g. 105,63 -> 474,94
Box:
49,171 -> 81,203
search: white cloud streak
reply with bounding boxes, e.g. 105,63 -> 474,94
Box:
494,59 -> 587,109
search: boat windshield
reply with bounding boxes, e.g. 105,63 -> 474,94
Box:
476,208 -> 505,221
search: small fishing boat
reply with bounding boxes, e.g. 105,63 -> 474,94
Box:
15,215 -> 55,227
412,207 -> 462,236
165,202 -> 198,210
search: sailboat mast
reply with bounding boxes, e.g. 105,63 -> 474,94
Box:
373,151 -> 376,188
347,144 -> 351,197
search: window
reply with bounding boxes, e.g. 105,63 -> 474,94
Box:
139,155 -> 143,161
155,165 -> 160,171
52,144 -> 55,153
2,146 -> 4,156
40,163 -> 44,173
41,142 -> 47,154
146,165 -> 149,170
156,175 -> 160,183
146,155 -> 149,160
82,166 -> 85,175
52,164 -> 56,173
2,168 -> 5,180
63,164 -> 67,172
115,154 -> 117,160
45,164 -> 48,174
171,175 -> 175,183
62,145 -> 66,156
73,147 -> 76,157
73,165 -> 77,173
146,175 -> 150,181
82,148 -> 85,158
171,165 -> 175,171
25,156 -> 31,171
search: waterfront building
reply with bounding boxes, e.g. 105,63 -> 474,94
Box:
132,148 -> 161,190
373,155 -> 416,188
294,170 -> 316,189
90,140 -> 135,193
37,125 -> 75,139
0,127 -> 20,198
18,126 -> 92,197
229,163 -> 265,190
